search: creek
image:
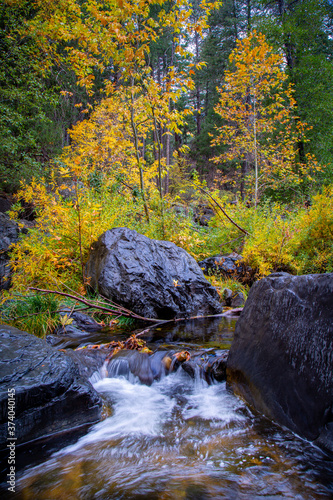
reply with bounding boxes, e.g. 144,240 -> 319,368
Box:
11,318 -> 333,499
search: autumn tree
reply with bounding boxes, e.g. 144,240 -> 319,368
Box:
212,31 -> 319,205
11,0 -> 217,221
32,1 -> 214,200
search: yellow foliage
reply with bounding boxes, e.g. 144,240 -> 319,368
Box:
242,205 -> 298,276
212,30 -> 318,203
242,187 -> 333,275
7,180 -> 333,301
8,178 -> 139,293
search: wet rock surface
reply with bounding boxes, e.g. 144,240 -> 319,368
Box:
85,227 -> 222,320
104,348 -> 229,386
54,309 -> 104,336
221,288 -> 246,308
66,348 -> 109,381
0,325 -> 102,450
182,350 -> 229,383
199,252 -> 244,277
227,272 -> 333,454
0,213 -> 20,290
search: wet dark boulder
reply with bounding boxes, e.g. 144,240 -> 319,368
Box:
194,205 -> 215,226
85,227 -> 222,320
0,325 -> 102,451
198,253 -> 254,286
0,214 -> 20,290
227,272 -> 333,454
199,252 -> 243,276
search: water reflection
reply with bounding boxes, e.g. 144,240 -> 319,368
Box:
46,316 -> 236,350
141,317 -> 236,350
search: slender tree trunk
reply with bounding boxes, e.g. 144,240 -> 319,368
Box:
240,159 -> 248,201
74,177 -> 85,284
195,31 -> 201,136
253,89 -> 258,207
246,0 -> 251,33
130,81 -> 150,222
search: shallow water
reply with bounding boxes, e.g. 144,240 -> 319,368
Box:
9,319 -> 333,499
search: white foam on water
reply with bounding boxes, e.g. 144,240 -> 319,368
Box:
53,376 -> 175,456
182,381 -> 246,424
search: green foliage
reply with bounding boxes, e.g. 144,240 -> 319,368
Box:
1,293 -> 60,337
242,203 -> 298,275
0,1 -> 58,192
259,0 -> 333,176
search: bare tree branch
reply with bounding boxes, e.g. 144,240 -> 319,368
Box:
28,287 -> 165,324
195,185 -> 250,236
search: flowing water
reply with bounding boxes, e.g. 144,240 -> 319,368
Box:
9,318 -> 333,499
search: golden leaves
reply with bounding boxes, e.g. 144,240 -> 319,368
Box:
173,350 -> 191,362
212,30 -> 315,198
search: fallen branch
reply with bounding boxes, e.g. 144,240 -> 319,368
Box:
195,185 -> 249,236
135,309 -> 243,337
28,287 -> 166,324
27,288 -> 243,331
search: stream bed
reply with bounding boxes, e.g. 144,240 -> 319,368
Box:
10,318 -> 333,499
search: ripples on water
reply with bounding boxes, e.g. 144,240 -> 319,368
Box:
15,366 -> 333,500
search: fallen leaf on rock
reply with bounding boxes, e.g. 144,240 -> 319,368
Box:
173,351 -> 191,362
162,356 -> 172,370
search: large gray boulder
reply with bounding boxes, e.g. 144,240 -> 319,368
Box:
227,272 -> 333,453
0,325 -> 102,451
85,227 -> 222,320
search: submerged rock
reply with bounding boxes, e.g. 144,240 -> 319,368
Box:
85,227 -> 222,320
105,349 -> 175,385
0,325 -> 102,450
181,350 -> 229,383
227,272 -> 333,454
